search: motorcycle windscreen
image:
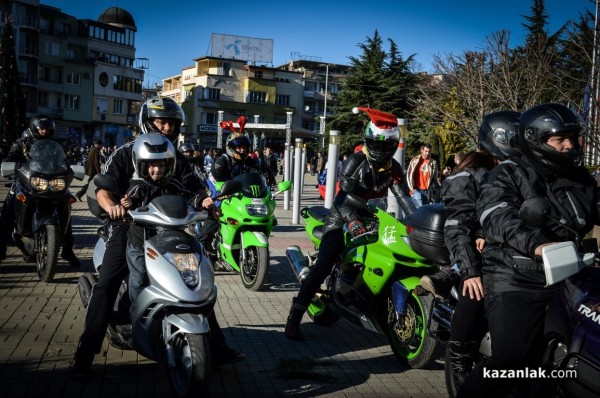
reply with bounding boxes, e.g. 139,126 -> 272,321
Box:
367,196 -> 411,222
233,172 -> 268,198
28,140 -> 69,174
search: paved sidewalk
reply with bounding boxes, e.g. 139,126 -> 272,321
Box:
0,173 -> 446,398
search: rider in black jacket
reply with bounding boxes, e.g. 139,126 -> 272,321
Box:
285,107 -> 416,341
72,97 -> 244,379
459,103 -> 600,397
0,115 -> 80,267
420,111 -> 521,390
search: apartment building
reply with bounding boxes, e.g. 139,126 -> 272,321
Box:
1,1 -> 143,147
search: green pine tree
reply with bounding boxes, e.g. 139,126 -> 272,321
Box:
0,17 -> 26,153
328,30 -> 420,154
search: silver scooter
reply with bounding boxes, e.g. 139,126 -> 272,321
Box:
78,174 -> 241,397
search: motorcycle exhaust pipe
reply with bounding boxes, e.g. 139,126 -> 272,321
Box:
286,245 -> 309,282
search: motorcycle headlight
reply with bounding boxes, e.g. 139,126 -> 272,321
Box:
30,177 -> 48,191
246,204 -> 268,216
164,252 -> 201,287
48,178 -> 66,191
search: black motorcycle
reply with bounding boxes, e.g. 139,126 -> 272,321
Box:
1,140 -> 84,282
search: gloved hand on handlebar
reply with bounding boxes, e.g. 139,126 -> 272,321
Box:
347,219 -> 367,238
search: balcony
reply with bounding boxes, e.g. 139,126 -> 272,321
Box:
18,45 -> 38,58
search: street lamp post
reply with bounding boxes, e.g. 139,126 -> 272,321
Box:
319,64 -> 329,148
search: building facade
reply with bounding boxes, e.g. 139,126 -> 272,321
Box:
1,1 -> 143,148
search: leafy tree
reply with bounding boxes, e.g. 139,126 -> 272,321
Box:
328,30 -> 419,154
0,17 -> 26,152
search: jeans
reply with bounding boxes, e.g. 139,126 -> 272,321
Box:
126,242 -> 146,302
411,188 -> 428,207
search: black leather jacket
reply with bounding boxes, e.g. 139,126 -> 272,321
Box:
476,156 -> 599,293
442,167 -> 487,281
211,154 -> 259,182
325,152 -> 413,228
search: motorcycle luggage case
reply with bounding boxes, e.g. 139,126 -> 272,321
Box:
406,203 -> 450,265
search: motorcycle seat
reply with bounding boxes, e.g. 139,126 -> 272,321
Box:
313,226 -> 325,241
306,206 -> 329,222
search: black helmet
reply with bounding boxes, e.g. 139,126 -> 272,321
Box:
132,133 -> 176,185
225,133 -> 251,161
138,97 -> 186,142
518,103 -> 583,174
28,115 -> 55,139
178,142 -> 195,156
477,111 -> 521,161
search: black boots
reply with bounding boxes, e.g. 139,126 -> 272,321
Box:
61,247 -> 82,267
449,340 -> 479,391
285,300 -> 306,341
71,343 -> 95,380
420,266 -> 461,299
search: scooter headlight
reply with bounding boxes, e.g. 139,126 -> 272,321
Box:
165,252 -> 200,287
246,204 -> 268,216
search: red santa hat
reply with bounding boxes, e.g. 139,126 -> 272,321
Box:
352,107 -> 399,139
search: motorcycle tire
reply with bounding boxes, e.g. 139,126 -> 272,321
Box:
36,224 -> 60,283
167,332 -> 211,398
388,292 -> 438,369
240,246 -> 269,291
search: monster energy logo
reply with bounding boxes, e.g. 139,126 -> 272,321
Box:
249,185 -> 261,197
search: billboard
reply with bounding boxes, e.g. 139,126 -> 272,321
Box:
211,33 -> 273,64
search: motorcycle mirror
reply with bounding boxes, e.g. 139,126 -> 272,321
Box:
93,174 -> 120,194
519,197 -> 550,228
277,180 -> 291,192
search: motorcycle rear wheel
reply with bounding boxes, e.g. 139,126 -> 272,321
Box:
36,224 -> 59,283
167,332 -> 211,398
240,246 -> 269,291
388,292 -> 438,369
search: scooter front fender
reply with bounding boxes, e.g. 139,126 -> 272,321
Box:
163,313 -> 210,336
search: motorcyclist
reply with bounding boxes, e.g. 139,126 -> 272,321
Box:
123,133 -> 212,301
459,103 -> 600,397
197,116 -> 259,256
419,111 -> 521,390
72,97 -> 244,379
0,115 -> 80,267
284,107 -> 415,341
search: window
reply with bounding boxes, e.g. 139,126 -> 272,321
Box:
66,49 -> 75,60
45,41 -> 59,56
97,97 -> 108,113
206,88 -> 220,100
38,92 -> 48,107
66,72 -> 80,85
276,94 -> 290,106
254,71 -> 263,79
205,112 -> 218,124
218,62 -> 231,76
113,99 -> 123,115
247,91 -> 266,104
65,94 -> 80,110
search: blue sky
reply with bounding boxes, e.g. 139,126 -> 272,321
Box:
42,0 -> 593,87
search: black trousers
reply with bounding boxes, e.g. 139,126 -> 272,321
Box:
450,280 -> 487,343
457,289 -> 553,398
78,221 -> 227,354
295,227 -> 343,309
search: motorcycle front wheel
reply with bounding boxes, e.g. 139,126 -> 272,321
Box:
240,246 -> 269,291
36,224 -> 60,283
387,292 -> 438,369
167,333 -> 211,398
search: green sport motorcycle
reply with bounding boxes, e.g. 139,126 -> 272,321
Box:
208,172 -> 291,291
288,194 -> 446,369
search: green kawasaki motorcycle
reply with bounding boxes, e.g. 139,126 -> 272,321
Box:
288,193 -> 447,368
209,172 -> 291,291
